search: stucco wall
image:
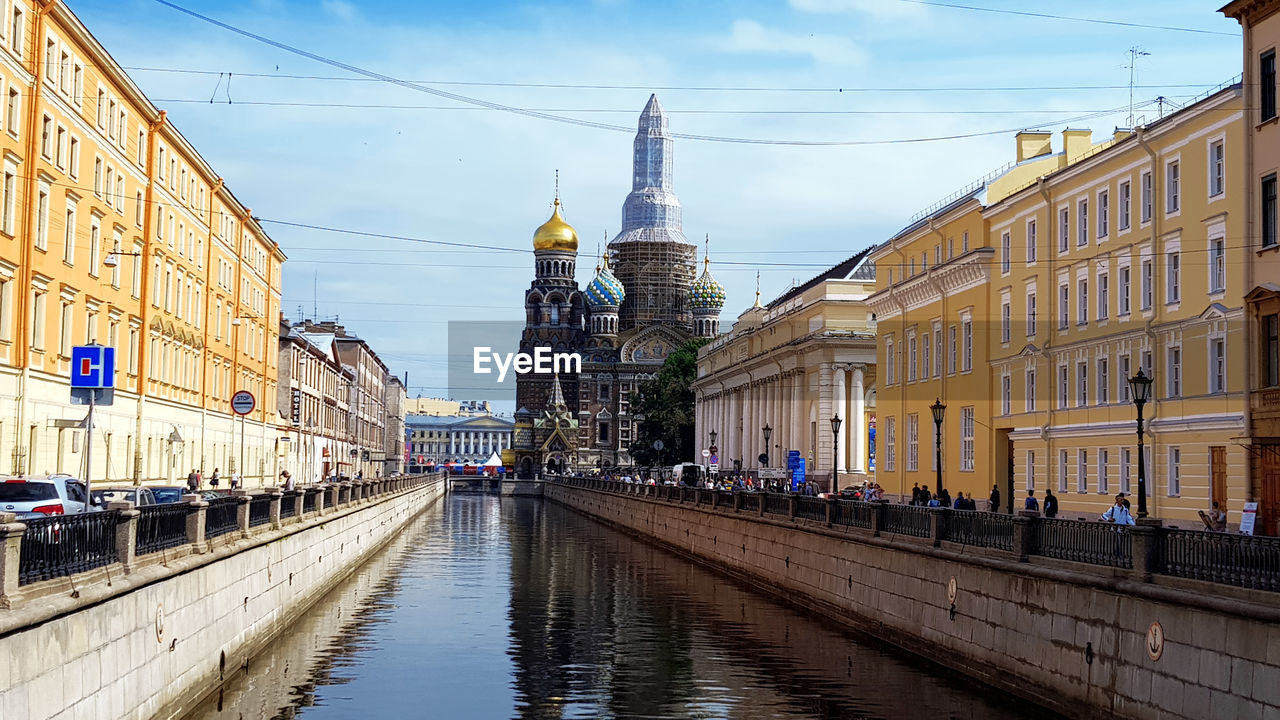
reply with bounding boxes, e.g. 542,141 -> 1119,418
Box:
546,484 -> 1280,720
0,478 -> 446,720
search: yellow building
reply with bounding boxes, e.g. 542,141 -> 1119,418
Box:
694,251 -> 878,490
870,84 -> 1250,526
0,1 -> 285,484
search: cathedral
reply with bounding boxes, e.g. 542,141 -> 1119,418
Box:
512,95 -> 726,477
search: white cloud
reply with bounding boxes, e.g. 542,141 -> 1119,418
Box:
321,0 -> 358,22
788,0 -> 928,21
715,19 -> 865,65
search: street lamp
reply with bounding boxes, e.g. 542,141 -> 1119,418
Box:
102,250 -> 142,267
931,399 -> 946,500
709,428 -> 717,448
829,415 -> 842,494
1128,368 -> 1154,518
761,424 -> 772,467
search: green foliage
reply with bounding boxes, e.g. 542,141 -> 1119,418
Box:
630,338 -> 707,467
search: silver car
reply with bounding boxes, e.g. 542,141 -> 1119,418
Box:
0,475 -> 96,519
89,486 -> 157,508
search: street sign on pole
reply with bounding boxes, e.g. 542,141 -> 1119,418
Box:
231,391 -> 256,416
701,449 -> 711,458
71,345 -> 115,389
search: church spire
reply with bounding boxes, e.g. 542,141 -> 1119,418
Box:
615,94 -> 682,238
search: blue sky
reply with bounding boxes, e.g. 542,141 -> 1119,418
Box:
67,0 -> 1242,408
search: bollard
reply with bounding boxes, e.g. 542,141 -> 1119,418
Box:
1011,514 -> 1035,562
930,507 -> 947,547
292,490 -> 305,520
1129,518 -> 1162,582
788,495 -> 798,520
733,491 -> 742,512
870,501 -> 886,536
107,501 -> 140,573
183,494 -> 209,554
826,496 -> 836,526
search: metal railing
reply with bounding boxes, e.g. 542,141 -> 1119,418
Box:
302,489 -> 318,515
205,497 -> 240,539
136,504 -> 189,555
763,493 -> 791,517
834,500 -> 874,529
795,497 -> 827,523
280,491 -> 299,519
1033,518 -> 1132,569
941,511 -> 1015,551
248,495 -> 273,528
882,504 -> 932,538
739,493 -> 760,513
18,511 -> 120,585
1160,529 -> 1280,592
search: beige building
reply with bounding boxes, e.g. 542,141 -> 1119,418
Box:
694,251 -> 878,490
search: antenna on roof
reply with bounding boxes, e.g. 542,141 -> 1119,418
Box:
1125,46 -> 1152,127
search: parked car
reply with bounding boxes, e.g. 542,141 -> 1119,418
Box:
200,490 -> 229,501
0,475 -> 96,519
89,486 -> 157,507
149,486 -> 189,504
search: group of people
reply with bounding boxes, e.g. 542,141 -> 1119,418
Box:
185,468 -> 240,493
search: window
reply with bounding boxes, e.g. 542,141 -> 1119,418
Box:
906,414 -> 918,472
1098,449 -> 1110,494
948,326 -> 957,374
1077,449 -> 1088,493
157,146 -> 166,180
1001,301 -> 1010,343
1001,231 -> 1011,273
11,7 -> 23,57
1168,346 -> 1182,398
1098,357 -> 1109,404
1119,180 -> 1131,230
1077,278 -> 1088,326
30,290 -> 44,350
1168,447 -> 1181,496
1209,141 -> 1225,197
1098,272 -> 1109,320
62,204 -> 75,264
1026,451 -> 1036,491
1262,50 -> 1276,122
922,332 -> 931,381
962,231 -> 969,252
1098,190 -> 1109,238
1,169 -> 13,235
1026,291 -> 1037,336
885,338 -> 895,384
1058,365 -> 1068,408
1167,252 -> 1181,304
39,114 -> 51,158
1266,314 -> 1279,387
962,319 -> 972,371
1119,266 -> 1131,315
960,407 -> 974,471
59,301 -> 72,356
1210,238 -> 1225,293
908,334 -> 917,381
599,383 -> 610,401
1120,355 -> 1132,403
1059,450 -> 1069,492
1121,448 -> 1132,494
54,125 -> 65,169
1077,198 -> 1089,246
1141,259 -> 1153,310
598,423 -> 609,443
1210,338 -> 1226,394
1141,171 -> 1153,222
1263,174 -> 1277,249
933,325 -> 942,377
1166,161 -> 1180,213
1001,374 -> 1011,415
6,87 -> 19,137
0,280 -> 9,341
1025,369 -> 1036,412
1027,219 -> 1037,263
884,417 -> 896,471
68,137 -> 78,179
35,190 -> 48,251
1077,362 -> 1088,407
1142,350 -> 1154,378
1059,283 -> 1069,329
1059,207 -> 1069,253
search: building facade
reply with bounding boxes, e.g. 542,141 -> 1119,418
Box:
405,413 -> 514,470
0,0 -> 284,484
694,252 -> 877,491
1223,0 -> 1280,535
277,320 -> 352,484
512,96 -> 723,477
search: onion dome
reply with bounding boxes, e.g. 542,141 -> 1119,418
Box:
532,199 -> 579,252
689,256 -> 726,311
585,254 -> 625,308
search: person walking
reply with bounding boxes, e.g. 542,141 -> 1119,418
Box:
187,469 -> 200,493
230,471 -> 241,490
910,482 -> 922,506
1043,488 -> 1059,518
952,492 -> 967,510
1024,489 -> 1040,512
989,484 -> 1001,513
209,468 -> 220,489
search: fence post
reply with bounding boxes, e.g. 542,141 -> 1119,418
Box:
0,513 -> 24,609
1130,519 -> 1162,581
930,508 -> 947,547
183,494 -> 209,554
871,501 -> 885,536
788,495 -> 798,520
825,497 -> 836,526
1012,514 -> 1035,562
758,493 -> 766,517
733,491 -> 742,512
107,502 -> 140,573
232,491 -> 253,536
293,491 -> 306,519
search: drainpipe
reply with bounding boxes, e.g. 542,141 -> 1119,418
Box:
133,112 -> 165,484
1137,126 -> 1162,515
1037,178 -> 1055,479
1238,74 -> 1256,501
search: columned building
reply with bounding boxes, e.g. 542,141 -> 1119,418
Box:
405,414 -> 515,469
694,251 -> 877,492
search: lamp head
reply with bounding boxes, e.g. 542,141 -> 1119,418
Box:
1129,368 -> 1153,404
930,398 -> 946,425
830,415 -> 842,434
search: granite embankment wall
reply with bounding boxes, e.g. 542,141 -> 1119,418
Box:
0,475 -> 446,720
546,482 -> 1280,720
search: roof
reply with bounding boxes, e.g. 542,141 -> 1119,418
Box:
405,414 -> 514,430
768,247 -> 875,308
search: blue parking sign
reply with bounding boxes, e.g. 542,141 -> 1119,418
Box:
70,345 -> 115,389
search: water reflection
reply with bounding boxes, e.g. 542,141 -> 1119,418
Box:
185,495 -> 1052,720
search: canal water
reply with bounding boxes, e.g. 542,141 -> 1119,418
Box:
183,495 -> 1052,720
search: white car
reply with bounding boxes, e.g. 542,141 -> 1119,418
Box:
0,475 -> 97,519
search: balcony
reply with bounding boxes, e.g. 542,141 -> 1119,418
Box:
1252,387 -> 1280,418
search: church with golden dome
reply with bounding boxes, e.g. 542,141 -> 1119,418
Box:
513,95 -> 725,477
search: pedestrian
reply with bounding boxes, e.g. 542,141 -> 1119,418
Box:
209,468 -> 220,489
910,482 -> 921,506
938,487 -> 951,508
1101,494 -> 1135,525
230,471 -> 241,490
1209,501 -> 1228,532
1044,488 -> 1059,518
281,470 -> 296,493
1024,489 -> 1040,512
989,484 -> 1001,513
187,469 -> 199,493
953,491 -> 966,510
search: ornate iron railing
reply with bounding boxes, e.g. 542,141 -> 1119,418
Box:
280,491 -> 299,519
1160,529 -> 1280,592
882,505 -> 932,538
795,497 -> 827,523
834,501 -> 874,529
18,511 -> 120,585
739,493 -> 760,512
1033,518 -> 1131,569
941,511 -> 1015,550
763,493 -> 791,516
248,495 -> 273,528
204,497 -> 240,539
302,489 -> 318,514
136,504 -> 189,555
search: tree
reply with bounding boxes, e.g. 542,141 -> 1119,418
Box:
630,338 -> 707,468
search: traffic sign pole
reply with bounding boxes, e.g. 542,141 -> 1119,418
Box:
231,391 -> 256,486
83,389 -> 94,513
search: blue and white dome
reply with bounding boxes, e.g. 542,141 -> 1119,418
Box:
689,258 -> 726,312
585,255 -> 625,308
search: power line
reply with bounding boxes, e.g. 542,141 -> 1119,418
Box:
894,0 -> 1238,37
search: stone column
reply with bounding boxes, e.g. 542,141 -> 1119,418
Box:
269,488 -> 283,528
851,366 -> 866,474
232,490 -> 252,535
107,502 -> 140,572
791,371 -> 803,467
726,389 -> 737,465
0,513 -> 25,608
835,366 -> 848,473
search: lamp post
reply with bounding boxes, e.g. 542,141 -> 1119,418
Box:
761,424 -> 772,467
1128,368 -> 1153,518
931,399 -> 946,499
829,415 -> 842,494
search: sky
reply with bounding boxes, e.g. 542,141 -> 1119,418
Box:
66,0 -> 1243,411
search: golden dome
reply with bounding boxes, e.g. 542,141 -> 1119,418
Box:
532,199 -> 579,252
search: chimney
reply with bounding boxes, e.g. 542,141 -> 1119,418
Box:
1062,128 -> 1093,163
1015,130 -> 1052,162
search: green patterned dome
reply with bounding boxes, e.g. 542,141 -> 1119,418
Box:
689,258 -> 726,311
585,255 -> 625,308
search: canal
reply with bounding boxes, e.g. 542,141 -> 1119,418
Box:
183,495 -> 1053,720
